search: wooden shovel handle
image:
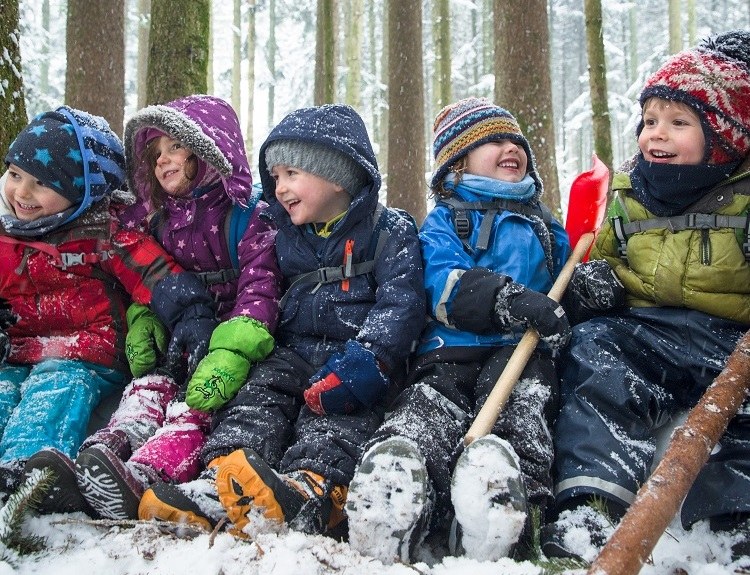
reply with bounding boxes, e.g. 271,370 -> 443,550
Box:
589,328 -> 750,575
464,231 -> 596,445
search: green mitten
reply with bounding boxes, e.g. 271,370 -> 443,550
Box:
186,316 -> 275,411
125,303 -> 169,378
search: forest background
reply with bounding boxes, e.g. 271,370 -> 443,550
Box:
3,0 -> 750,223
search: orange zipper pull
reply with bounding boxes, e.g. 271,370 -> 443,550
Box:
342,239 -> 354,291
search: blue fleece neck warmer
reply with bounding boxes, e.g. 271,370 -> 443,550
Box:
443,173 -> 536,201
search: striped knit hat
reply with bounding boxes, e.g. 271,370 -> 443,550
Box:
430,97 -> 536,189
638,29 -> 750,165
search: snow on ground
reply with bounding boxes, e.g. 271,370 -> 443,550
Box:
0,502 -> 747,574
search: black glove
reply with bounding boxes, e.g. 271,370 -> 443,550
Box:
0,298 -> 17,330
569,260 -> 626,312
496,283 -> 571,351
0,298 -> 17,364
151,272 -> 219,376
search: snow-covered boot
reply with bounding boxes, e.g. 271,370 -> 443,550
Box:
216,448 -> 347,536
139,458 -> 226,532
450,435 -> 527,561
127,401 -> 210,484
346,437 -> 432,564
84,374 -> 178,457
75,445 -> 158,520
23,448 -> 95,515
539,503 -> 614,563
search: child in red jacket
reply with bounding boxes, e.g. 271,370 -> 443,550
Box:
0,107 -> 216,510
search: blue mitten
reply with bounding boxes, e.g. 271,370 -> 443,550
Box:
304,340 -> 389,416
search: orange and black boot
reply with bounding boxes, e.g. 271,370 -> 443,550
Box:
216,447 -> 347,536
138,457 -> 226,532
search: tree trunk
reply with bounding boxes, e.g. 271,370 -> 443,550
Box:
267,0 -> 276,126
0,0 -> 28,156
583,0 -> 613,177
147,0 -> 209,105
207,3 -> 214,94
232,0 -> 242,113
432,0 -> 451,112
686,0 -> 696,45
40,0 -> 50,97
387,0 -> 426,222
344,0 -> 363,109
314,0 -> 336,105
245,0 -> 257,160
378,0 -> 389,172
494,0 -> 560,213
136,0 -> 151,109
65,0 -> 125,134
669,0 -> 682,54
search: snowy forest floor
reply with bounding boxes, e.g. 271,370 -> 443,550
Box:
2,509 -> 750,575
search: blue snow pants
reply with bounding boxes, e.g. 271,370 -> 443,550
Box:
553,306 -> 750,527
0,359 -> 124,464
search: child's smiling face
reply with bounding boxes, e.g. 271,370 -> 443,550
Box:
638,98 -> 706,165
271,165 -> 351,225
464,140 -> 528,183
4,164 -> 73,221
152,136 -> 195,197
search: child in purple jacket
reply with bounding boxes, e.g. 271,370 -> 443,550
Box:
27,95 -> 281,520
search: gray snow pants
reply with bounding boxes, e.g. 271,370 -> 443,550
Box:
368,345 -> 559,528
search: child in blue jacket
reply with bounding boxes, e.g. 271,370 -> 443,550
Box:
347,97 -> 571,564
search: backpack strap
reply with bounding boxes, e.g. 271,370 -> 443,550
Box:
196,190 -> 262,287
438,197 -> 552,251
0,235 -> 113,271
612,212 -> 750,263
279,203 -> 402,307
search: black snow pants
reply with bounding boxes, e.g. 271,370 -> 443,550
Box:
368,345 -> 560,529
201,347 -> 381,486
553,306 -> 750,527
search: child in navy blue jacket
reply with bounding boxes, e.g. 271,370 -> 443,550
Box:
138,104 -> 426,537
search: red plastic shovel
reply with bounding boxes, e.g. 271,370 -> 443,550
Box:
463,154 -> 609,445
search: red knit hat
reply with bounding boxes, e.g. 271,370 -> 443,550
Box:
638,30 -> 750,164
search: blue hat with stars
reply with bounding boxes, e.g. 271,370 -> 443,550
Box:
5,106 -> 125,214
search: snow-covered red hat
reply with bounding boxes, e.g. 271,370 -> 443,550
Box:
638,29 -> 750,164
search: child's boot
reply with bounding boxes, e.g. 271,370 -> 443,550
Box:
23,448 -> 95,515
139,457 -> 227,532
75,445 -> 158,520
346,436 -> 432,564
80,374 -> 178,458
450,435 -> 527,561
128,402 -> 210,483
216,448 -> 347,536
539,502 -> 615,563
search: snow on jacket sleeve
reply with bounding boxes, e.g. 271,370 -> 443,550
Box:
230,204 -> 282,333
354,213 -> 426,371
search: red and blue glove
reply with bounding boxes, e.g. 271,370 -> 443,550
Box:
304,340 -> 389,416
